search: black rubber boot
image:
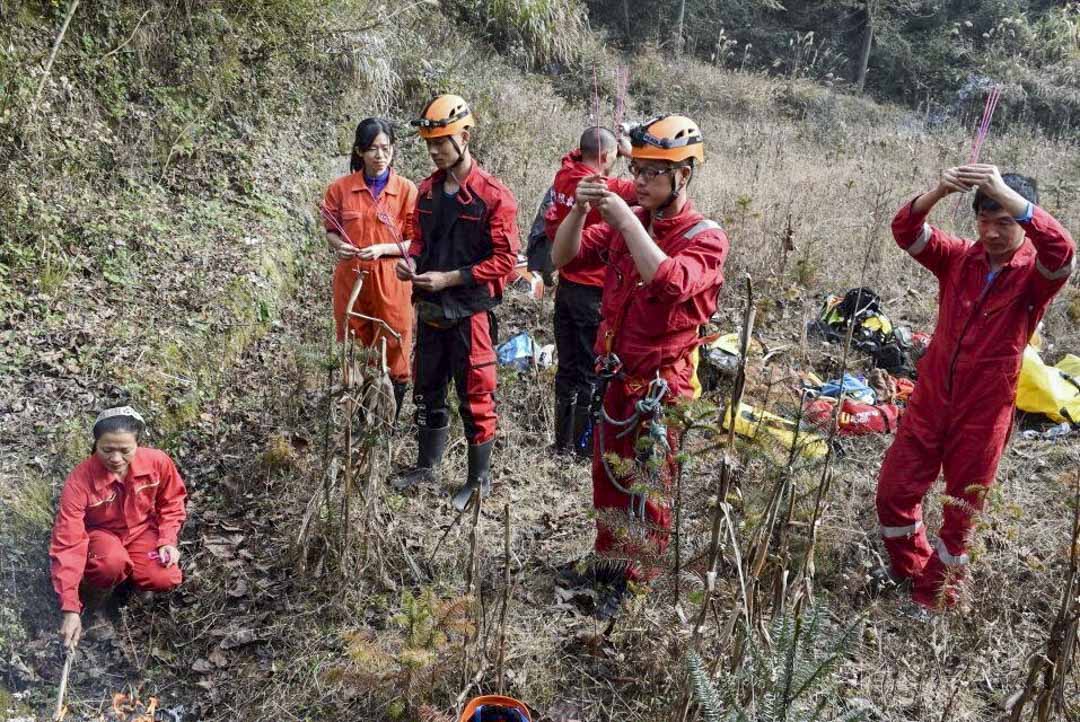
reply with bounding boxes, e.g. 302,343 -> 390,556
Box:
391,381 -> 408,427
391,425 -> 449,491
551,396 -> 575,455
571,401 -> 593,461
451,439 -> 493,511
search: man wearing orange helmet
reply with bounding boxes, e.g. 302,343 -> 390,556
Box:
392,94 -> 520,511
544,127 -> 636,459
552,115 -> 729,618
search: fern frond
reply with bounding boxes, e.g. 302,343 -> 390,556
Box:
685,649 -> 726,722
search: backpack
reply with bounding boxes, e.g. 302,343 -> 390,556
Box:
809,288 -> 917,379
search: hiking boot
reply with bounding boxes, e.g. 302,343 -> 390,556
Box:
593,576 -> 628,620
451,439 -> 493,511
391,425 -> 449,491
896,598 -> 934,624
80,585 -> 117,642
867,566 -> 910,598
571,402 -> 593,462
550,396 -> 575,456
555,558 -> 624,590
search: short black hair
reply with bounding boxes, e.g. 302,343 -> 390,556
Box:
350,117 -> 396,173
579,126 -> 617,161
973,173 -> 1038,213
92,415 -> 145,443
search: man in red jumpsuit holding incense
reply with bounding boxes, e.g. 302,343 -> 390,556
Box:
392,94 -> 520,511
876,164 -> 1074,612
552,115 -> 729,618
544,126 -> 636,458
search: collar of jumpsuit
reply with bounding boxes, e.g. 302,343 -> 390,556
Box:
349,167 -> 399,197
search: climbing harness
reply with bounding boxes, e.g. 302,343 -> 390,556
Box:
592,349 -> 671,531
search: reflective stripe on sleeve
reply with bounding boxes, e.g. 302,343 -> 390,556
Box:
906,223 -> 932,256
1035,254 -> 1075,281
881,520 -> 923,538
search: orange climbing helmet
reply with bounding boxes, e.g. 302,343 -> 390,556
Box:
412,94 -> 475,139
458,695 -> 532,722
629,114 -> 704,164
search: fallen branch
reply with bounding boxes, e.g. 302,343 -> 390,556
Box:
29,0 -> 80,119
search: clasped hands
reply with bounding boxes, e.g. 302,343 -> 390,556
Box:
573,174 -> 636,229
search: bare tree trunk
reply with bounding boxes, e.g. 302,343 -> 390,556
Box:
622,0 -> 631,39
853,0 -> 873,92
674,0 -> 686,56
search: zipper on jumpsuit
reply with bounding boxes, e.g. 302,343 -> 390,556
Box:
945,266 -> 1003,394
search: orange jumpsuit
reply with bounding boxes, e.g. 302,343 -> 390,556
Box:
50,448 -> 187,613
323,170 -> 418,382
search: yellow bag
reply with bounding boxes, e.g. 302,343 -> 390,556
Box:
1016,347 -> 1080,424
722,402 -> 828,459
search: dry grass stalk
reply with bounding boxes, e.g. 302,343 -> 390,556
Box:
462,489 -> 483,692
1007,468 -> 1080,722
496,503 -> 512,694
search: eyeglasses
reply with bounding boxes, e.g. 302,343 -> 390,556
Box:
628,162 -> 677,182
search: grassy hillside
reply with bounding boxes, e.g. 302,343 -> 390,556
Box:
2,1 -> 1079,720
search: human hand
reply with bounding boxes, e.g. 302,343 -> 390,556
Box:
411,271 -> 456,292
334,239 -> 359,260
157,544 -> 181,567
574,174 -> 609,212
590,189 -> 635,229
955,164 -> 1028,216
395,257 -> 416,281
955,164 -> 1005,195
936,166 -> 972,195
617,136 -> 632,158
357,244 -> 386,261
60,612 -> 82,651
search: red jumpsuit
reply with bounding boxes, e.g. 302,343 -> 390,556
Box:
576,202 -> 729,580
50,448 -> 187,613
544,151 -> 638,426
877,199 -> 1074,608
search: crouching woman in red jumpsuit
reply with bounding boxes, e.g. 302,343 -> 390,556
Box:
876,165 -> 1074,613
552,115 -> 729,618
51,407 -> 187,649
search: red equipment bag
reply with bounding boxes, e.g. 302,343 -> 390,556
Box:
804,398 -> 899,436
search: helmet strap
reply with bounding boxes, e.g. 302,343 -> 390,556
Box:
656,165 -> 691,217
445,135 -> 470,184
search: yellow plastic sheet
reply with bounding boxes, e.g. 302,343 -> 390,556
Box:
1016,347 -> 1080,424
722,402 -> 828,459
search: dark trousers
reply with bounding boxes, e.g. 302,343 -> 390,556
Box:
554,279 -> 602,405
413,311 -> 499,444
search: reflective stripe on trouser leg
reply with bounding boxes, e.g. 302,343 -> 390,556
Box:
880,520 -> 923,538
